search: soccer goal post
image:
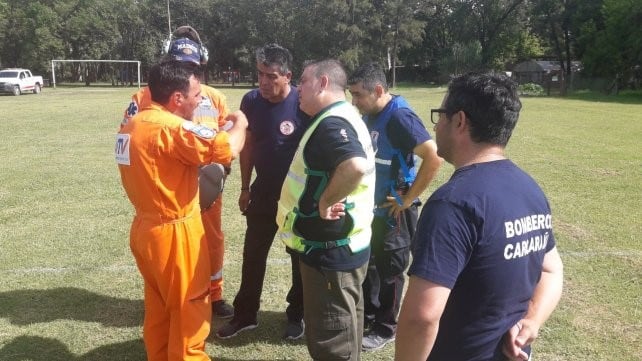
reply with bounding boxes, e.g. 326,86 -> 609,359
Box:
50,59 -> 141,88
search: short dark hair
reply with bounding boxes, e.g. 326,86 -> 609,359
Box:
348,62 -> 388,92
445,72 -> 522,146
256,43 -> 293,75
148,60 -> 201,104
303,59 -> 347,91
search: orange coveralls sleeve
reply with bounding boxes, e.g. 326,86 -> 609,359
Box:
116,103 -> 230,361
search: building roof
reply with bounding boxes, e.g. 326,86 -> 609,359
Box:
513,59 -> 582,73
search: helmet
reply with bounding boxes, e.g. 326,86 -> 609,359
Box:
162,25 -> 209,65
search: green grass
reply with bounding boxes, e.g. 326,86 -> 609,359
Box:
0,85 -> 640,360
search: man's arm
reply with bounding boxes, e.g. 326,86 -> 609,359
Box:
318,156 -> 369,220
238,130 -> 253,212
386,139 -> 442,217
395,276 -> 450,361
223,110 -> 247,159
503,246 -> 564,360
215,110 -> 244,169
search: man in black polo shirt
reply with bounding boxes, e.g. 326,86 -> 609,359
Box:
275,59 -> 376,360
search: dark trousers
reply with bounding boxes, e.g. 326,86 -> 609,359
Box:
232,209 -> 304,323
363,205 -> 417,337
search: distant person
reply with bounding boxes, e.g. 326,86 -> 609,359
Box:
276,59 -> 375,360
394,72 -> 563,361
347,62 -> 442,352
115,60 -> 247,361
216,43 -> 310,340
122,25 -> 243,319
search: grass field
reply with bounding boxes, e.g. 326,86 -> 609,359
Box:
0,84 -> 640,361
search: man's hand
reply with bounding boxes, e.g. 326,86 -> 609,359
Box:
502,320 -> 538,361
503,247 -> 563,360
383,194 -> 413,218
225,110 -> 248,129
317,157 -> 368,220
319,201 -> 346,220
225,110 -> 248,159
238,189 -> 250,214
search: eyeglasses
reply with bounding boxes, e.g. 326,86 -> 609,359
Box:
430,108 -> 447,125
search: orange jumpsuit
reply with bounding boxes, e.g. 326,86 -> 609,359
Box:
116,103 -> 232,361
124,85 -> 229,302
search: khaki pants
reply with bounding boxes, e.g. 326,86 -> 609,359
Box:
300,260 -> 367,361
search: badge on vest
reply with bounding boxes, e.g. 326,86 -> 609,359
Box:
182,121 -> 216,139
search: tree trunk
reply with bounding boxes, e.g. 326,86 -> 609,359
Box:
391,30 -> 398,89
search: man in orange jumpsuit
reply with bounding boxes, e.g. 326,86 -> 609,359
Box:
122,25 -> 239,318
116,60 -> 247,360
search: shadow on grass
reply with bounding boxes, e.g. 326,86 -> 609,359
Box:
0,287 -> 143,327
0,335 -> 146,361
0,290 -> 296,360
0,335 -> 278,361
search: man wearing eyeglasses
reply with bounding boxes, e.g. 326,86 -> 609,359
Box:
395,72 -> 564,361
348,62 -> 442,352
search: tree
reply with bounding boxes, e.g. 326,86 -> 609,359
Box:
580,0 -> 642,92
411,0 -> 531,80
439,41 -> 483,76
0,0 -> 31,68
400,2 -> 453,82
531,0 -> 573,95
448,0 -> 528,70
376,0 -> 427,87
529,0 -> 606,94
0,0 -> 638,91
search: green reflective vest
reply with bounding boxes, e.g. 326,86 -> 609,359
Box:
275,101 -> 375,254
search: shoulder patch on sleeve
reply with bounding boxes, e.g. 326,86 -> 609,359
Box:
182,121 -> 217,139
122,101 -> 139,126
126,101 -> 138,117
115,134 -> 130,165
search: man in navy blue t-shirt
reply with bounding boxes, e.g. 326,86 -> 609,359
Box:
216,44 -> 310,340
348,62 -> 442,352
395,72 -> 564,361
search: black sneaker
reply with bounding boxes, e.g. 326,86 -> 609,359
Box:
362,331 -> 395,352
212,300 -> 234,319
363,316 -> 375,333
283,320 -> 305,341
216,318 -> 258,339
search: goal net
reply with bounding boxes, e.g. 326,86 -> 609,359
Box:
50,59 -> 141,88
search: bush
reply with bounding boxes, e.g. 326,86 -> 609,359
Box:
519,82 -> 545,96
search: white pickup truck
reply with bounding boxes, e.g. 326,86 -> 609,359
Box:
0,68 -> 44,95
